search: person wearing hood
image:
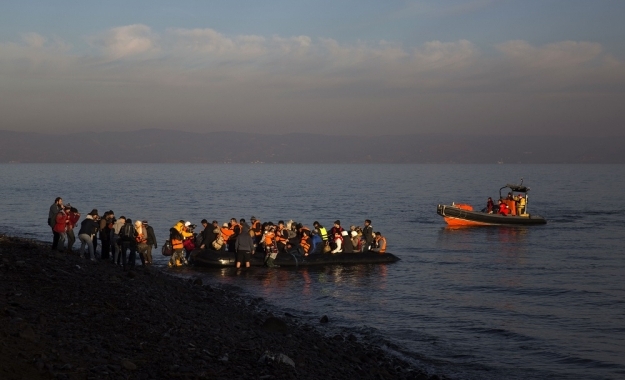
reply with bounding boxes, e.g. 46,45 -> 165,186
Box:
142,220 -> 157,265
235,225 -> 254,269
78,211 -> 99,261
341,230 -> 354,253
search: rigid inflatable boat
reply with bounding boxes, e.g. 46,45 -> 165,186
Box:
189,249 -> 400,267
437,181 -> 547,226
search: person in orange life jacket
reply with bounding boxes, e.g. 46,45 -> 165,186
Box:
371,232 -> 387,254
362,219 -> 374,251
168,227 -> 185,267
142,220 -> 157,265
227,218 -> 241,252
330,232 -> 343,253
48,197 -> 63,250
134,220 -> 149,267
65,205 -> 80,253
220,222 -> 234,251
498,199 -> 510,216
263,225 -> 280,267
341,230 -> 355,253
53,206 -> 69,252
300,229 -> 312,256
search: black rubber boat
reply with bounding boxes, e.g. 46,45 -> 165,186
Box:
189,249 -> 400,267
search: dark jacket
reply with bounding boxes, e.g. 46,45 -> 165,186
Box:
235,228 -> 254,252
342,235 -> 355,253
78,217 -> 99,236
362,225 -> 373,245
146,225 -> 157,247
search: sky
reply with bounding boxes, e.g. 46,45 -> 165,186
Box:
1,0 -> 624,136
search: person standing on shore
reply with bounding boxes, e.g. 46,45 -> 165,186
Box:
143,220 -> 157,265
48,197 -> 63,250
78,211 -> 99,261
99,211 -> 114,260
134,220 -> 148,267
66,205 -> 80,253
53,206 -> 69,252
119,218 -> 136,271
112,216 -> 126,265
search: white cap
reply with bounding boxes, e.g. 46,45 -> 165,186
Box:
184,221 -> 191,227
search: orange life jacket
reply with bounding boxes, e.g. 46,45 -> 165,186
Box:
300,236 -> 311,253
275,228 -> 288,244
264,231 -> 275,246
172,238 -> 184,250
252,220 -> 262,236
377,237 -> 387,253
221,227 -> 234,241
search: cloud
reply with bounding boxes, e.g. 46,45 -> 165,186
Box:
0,25 -> 624,136
89,24 -> 159,59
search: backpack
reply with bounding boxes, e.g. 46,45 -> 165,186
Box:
120,223 -> 135,241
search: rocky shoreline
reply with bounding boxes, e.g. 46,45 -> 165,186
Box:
0,235 -> 445,380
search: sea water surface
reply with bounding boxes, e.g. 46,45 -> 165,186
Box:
1,164 -> 624,380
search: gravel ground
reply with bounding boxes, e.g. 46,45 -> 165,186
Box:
0,235 -> 448,380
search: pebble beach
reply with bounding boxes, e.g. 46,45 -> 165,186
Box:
0,234 -> 443,380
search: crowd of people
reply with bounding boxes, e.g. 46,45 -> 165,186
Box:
485,192 -> 527,216
47,197 -> 388,270
48,197 -> 157,271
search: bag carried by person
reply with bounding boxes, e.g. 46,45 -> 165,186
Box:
162,240 -> 173,256
212,235 -> 224,250
183,237 -> 195,252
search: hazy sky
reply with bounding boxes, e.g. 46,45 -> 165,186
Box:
1,0 -> 624,136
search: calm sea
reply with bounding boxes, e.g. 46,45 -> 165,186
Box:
1,164 -> 624,380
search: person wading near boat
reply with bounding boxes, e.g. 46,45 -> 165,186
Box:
250,216 -> 262,251
235,225 -> 254,269
371,232 -> 387,254
48,197 -> 63,250
168,227 -> 184,267
134,220 -> 149,267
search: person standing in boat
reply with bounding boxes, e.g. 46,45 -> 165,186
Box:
517,194 -> 527,215
362,219 -> 374,251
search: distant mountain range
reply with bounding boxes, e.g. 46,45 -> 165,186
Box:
1,130 -> 624,163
